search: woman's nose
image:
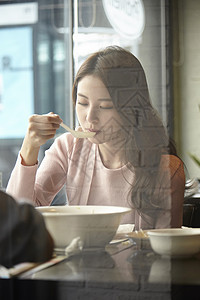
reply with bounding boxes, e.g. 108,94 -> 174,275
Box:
86,107 -> 98,123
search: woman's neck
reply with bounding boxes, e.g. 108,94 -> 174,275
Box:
98,143 -> 126,169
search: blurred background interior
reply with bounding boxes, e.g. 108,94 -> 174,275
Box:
0,0 -> 200,194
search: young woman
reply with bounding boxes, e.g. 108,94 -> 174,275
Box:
6,46 -> 185,230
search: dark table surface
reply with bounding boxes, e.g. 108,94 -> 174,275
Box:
1,239 -> 200,300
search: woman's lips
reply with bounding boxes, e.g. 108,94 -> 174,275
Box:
86,129 -> 100,135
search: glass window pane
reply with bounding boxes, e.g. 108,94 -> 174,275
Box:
0,0 -> 72,188
74,0 -> 170,127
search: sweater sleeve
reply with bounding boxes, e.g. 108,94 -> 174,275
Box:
0,190 -> 54,268
6,133 -> 73,206
6,153 -> 38,201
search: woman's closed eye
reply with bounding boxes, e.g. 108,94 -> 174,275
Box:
77,101 -> 88,106
99,100 -> 113,109
99,105 -> 113,109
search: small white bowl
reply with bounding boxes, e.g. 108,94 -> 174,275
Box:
147,228 -> 200,258
37,205 -> 131,249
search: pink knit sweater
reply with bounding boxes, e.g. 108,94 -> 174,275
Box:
7,133 -> 185,230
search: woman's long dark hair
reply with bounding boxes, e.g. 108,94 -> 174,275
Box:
72,46 -> 177,223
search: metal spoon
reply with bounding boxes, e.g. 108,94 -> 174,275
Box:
60,122 -> 95,138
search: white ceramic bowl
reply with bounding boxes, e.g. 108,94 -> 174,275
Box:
37,205 -> 131,249
147,228 -> 200,258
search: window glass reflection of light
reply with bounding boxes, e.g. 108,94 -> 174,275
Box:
38,42 -> 50,64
